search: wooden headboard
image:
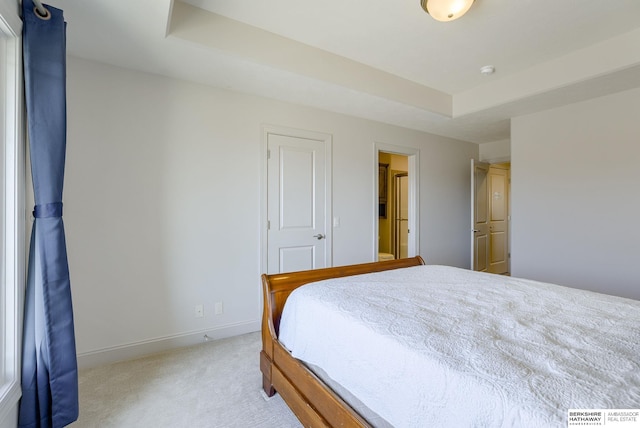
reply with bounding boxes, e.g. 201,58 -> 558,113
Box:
261,256 -> 425,337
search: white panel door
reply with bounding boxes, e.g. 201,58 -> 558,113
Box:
488,166 -> 509,274
267,132 -> 329,274
395,174 -> 409,259
471,160 -> 490,271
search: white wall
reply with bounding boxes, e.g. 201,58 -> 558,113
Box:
0,405 -> 16,428
511,87 -> 640,300
65,57 -> 478,365
479,139 -> 510,163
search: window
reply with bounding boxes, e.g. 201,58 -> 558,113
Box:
0,3 -> 25,423
0,33 -> 6,388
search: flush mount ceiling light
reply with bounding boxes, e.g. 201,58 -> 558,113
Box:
421,0 -> 475,22
480,65 -> 495,75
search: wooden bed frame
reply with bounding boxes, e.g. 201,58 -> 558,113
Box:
260,256 -> 425,427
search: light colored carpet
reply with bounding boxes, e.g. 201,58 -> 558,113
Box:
69,332 -> 302,428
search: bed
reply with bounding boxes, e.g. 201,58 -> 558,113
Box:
260,257 -> 640,427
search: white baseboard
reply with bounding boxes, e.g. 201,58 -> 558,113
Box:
77,320 -> 261,369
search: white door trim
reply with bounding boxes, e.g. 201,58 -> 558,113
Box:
260,124 -> 333,275
374,143 -> 419,261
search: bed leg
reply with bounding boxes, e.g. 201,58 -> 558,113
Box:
262,374 -> 276,397
260,350 -> 276,397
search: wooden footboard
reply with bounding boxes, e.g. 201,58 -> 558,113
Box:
260,256 -> 425,427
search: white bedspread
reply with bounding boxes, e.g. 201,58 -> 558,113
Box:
278,265 -> 640,428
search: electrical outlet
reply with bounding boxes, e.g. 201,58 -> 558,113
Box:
214,301 -> 223,315
195,304 -> 204,318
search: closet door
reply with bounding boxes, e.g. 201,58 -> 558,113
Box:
265,128 -> 332,274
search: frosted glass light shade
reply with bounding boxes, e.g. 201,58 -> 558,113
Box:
421,0 -> 475,22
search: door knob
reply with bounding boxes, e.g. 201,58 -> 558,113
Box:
313,234 -> 325,240
472,229 -> 480,232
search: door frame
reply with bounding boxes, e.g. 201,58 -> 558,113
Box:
374,143 -> 419,261
260,124 -> 333,275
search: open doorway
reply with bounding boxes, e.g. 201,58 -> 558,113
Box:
378,152 -> 408,260
471,160 -> 510,274
375,145 -> 419,261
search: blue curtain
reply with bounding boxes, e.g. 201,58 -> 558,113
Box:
19,1 -> 79,427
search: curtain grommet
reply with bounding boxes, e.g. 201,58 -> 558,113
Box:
34,6 -> 51,21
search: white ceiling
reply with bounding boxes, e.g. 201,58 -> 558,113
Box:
47,0 -> 640,143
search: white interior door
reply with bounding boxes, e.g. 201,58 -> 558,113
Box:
471,159 -> 490,271
488,166 -> 509,274
395,174 -> 409,259
266,131 -> 331,274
